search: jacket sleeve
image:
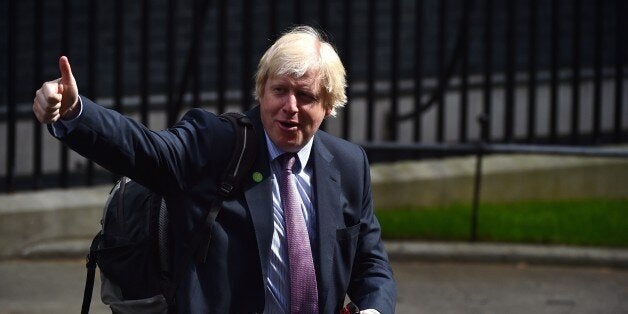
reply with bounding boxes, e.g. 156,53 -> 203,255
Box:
48,95 -> 233,194
347,147 -> 397,314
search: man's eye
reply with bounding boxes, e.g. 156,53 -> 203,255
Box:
272,87 -> 286,94
297,92 -> 317,103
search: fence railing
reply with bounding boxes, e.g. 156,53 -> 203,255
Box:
2,0 -> 626,192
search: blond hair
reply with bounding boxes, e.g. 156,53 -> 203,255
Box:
254,26 -> 347,117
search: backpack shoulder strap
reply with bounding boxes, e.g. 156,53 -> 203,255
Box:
81,232 -> 102,314
164,112 -> 259,307
215,112 -> 259,197
194,112 -> 259,263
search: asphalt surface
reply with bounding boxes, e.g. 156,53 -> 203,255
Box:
394,261 -> 628,314
1,258 -> 627,314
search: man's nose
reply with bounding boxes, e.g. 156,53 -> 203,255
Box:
283,93 -> 298,113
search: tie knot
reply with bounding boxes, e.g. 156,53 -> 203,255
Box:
278,153 -> 297,172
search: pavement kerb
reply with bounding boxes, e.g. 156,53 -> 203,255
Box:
14,238 -> 628,269
385,241 -> 628,268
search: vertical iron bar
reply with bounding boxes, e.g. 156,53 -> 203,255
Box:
471,149 -> 483,242
318,0 -> 328,133
389,0 -> 400,141
413,0 -> 424,142
6,0 -> 16,192
242,0 -> 253,110
217,0 -> 226,113
571,0 -> 581,144
113,0 -> 124,182
550,0 -> 559,143
471,114 -> 488,242
115,0 -> 124,114
192,0 -> 201,108
614,0 -> 624,142
172,0 -> 211,123
504,0 -> 515,142
60,0 -> 70,188
367,0 -> 375,141
33,0 -> 44,189
341,0 -> 353,140
167,0 -> 176,126
270,0 -> 277,38
593,0 -> 603,143
294,0 -> 302,25
527,0 -> 537,142
436,0 -> 446,143
316,0 -> 327,135
460,0 -> 470,143
482,0 -> 493,142
86,0 -> 98,185
319,0 -> 328,30
140,0 -> 150,126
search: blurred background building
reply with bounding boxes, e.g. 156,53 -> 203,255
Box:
1,0 -> 626,192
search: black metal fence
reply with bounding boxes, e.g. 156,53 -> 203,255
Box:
2,0 -> 627,192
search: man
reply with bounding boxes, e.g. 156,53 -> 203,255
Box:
33,26 -> 396,313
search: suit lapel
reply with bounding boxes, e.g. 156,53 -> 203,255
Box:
244,107 -> 274,279
312,135 -> 341,310
244,175 -> 273,278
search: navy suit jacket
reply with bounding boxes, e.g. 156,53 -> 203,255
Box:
54,96 -> 396,313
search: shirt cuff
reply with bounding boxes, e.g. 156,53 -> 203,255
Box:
360,310 -> 381,314
50,97 -> 84,137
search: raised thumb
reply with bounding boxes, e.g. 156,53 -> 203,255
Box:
59,56 -> 75,86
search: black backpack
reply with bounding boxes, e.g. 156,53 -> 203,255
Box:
81,112 -> 258,314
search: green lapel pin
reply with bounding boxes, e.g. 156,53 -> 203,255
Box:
252,172 -> 263,183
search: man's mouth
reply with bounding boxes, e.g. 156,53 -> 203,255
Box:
278,120 -> 299,130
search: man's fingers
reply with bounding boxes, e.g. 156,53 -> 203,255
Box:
33,83 -> 63,124
59,56 -> 75,86
35,90 -> 61,112
36,82 -> 62,107
32,100 -> 60,124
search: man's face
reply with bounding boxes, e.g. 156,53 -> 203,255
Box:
260,70 -> 330,152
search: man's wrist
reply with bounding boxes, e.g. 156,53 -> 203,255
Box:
60,100 -> 81,121
51,97 -> 83,137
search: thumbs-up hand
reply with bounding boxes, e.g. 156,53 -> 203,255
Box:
33,56 -> 80,123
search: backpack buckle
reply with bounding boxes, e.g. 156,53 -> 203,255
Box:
86,252 -> 97,268
218,182 -> 234,197
238,116 -> 252,126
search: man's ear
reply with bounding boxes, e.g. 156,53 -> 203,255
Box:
324,106 -> 332,117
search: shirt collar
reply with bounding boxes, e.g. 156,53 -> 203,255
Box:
265,132 -> 314,173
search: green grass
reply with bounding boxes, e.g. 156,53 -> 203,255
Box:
375,199 -> 628,247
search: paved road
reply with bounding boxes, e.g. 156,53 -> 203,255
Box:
1,259 -> 627,313
394,261 -> 628,314
0,259 -> 109,314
